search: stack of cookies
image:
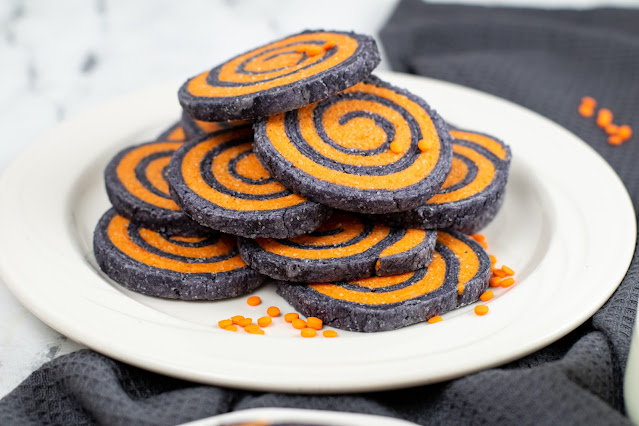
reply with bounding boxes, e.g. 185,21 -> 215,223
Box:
93,30 -> 511,332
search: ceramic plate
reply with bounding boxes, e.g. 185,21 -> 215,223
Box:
0,71 -> 634,393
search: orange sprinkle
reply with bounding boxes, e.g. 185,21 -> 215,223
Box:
389,140 -> 403,154
618,125 -> 632,140
480,290 -> 494,302
247,296 -> 261,306
284,313 -> 299,323
322,40 -> 336,50
248,328 -> 265,335
306,317 -> 323,330
578,105 -> 594,118
224,325 -> 238,332
238,317 -> 252,327
428,315 -> 443,324
231,315 -> 245,324
605,124 -> 620,135
597,109 -> 613,127
323,330 -> 338,338
244,324 -> 260,333
609,135 -> 623,146
489,255 -> 497,265
471,234 -> 486,243
292,319 -> 307,329
297,45 -> 322,56
418,139 -> 432,152
492,269 -> 507,278
301,328 -> 317,338
475,305 -> 489,316
218,319 -> 232,329
489,277 -> 503,287
478,240 -> 488,249
501,265 -> 515,276
266,306 -> 280,317
500,277 -> 515,288
581,96 -> 597,107
257,316 -> 272,327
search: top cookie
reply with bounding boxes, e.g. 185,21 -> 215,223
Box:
178,30 -> 380,121
254,75 -> 453,214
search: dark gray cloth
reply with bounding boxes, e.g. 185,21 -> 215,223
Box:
2,2 -> 639,425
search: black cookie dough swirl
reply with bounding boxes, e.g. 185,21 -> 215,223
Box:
179,30 -> 380,121
254,75 -> 453,214
167,126 -> 332,238
239,211 -> 437,282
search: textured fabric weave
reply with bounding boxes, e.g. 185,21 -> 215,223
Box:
1,2 -> 638,425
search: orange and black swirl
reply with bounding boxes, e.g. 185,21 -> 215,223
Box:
178,30 -> 380,121
167,126 -> 332,238
239,211 -> 436,282
155,120 -> 186,142
105,138 -> 209,236
276,230 -> 490,332
254,75 -> 453,214
93,209 -> 265,300
380,127 -> 511,234
180,111 -> 250,140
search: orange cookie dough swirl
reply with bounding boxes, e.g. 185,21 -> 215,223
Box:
253,75 -> 454,214
178,30 -> 381,121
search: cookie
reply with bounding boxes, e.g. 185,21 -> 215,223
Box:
93,209 -> 266,300
155,120 -> 186,142
276,230 -> 490,332
167,125 -> 333,238
239,211 -> 437,282
178,30 -> 380,121
105,138 -> 211,236
379,127 -> 511,234
180,111 -> 249,140
253,75 -> 453,214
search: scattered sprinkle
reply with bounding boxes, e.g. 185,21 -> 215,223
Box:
618,125 -> 632,140
267,306 -> 281,317
257,316 -> 272,327
306,317 -> 323,330
609,135 -> 623,146
231,315 -> 245,324
475,305 -> 489,316
596,109 -> 613,128
292,319 -> 307,330
244,324 -> 260,333
247,296 -> 261,306
224,325 -> 238,332
500,277 -> 515,288
218,319 -> 232,329
605,124 -> 619,135
389,140 -> 403,154
501,265 -> 515,276
471,233 -> 486,243
284,313 -> 299,323
323,330 -> 338,338
489,255 -> 497,265
578,104 -> 594,117
418,139 -> 432,152
480,290 -> 494,302
238,317 -> 252,327
492,269 -> 507,278
581,96 -> 596,107
489,277 -> 503,287
322,41 -> 336,50
248,327 -> 265,335
301,328 -> 317,338
428,315 -> 443,324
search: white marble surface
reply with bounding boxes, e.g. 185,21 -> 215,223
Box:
1,0 -> 637,400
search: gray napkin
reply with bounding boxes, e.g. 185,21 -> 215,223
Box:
1,2 -> 638,425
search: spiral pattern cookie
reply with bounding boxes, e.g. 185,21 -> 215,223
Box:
178,30 -> 380,121
167,125 -> 332,238
277,230 -> 490,332
254,75 -> 453,214
380,127 -> 511,234
180,111 -> 250,140
155,120 -> 186,142
105,139 -> 209,236
93,209 -> 265,300
239,211 -> 437,282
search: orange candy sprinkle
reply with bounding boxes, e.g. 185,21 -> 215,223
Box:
489,277 -> 503,287
418,139 -> 432,152
500,277 -> 515,288
292,319 -> 307,329
224,325 -> 238,332
389,140 -> 403,154
480,290 -> 494,302
605,124 -> 620,135
492,269 -> 507,278
238,317 -> 253,327
323,330 -> 338,338
471,234 -> 486,243
267,306 -> 280,317
578,105 -> 594,118
306,317 -> 323,330
247,296 -> 261,306
618,125 -> 632,140
597,109 -> 613,127
231,315 -> 245,324
257,316 -> 272,327
501,265 -> 515,276
475,305 -> 489,315
301,328 -> 317,338
218,319 -> 232,329
489,255 -> 497,265
297,45 -> 322,56
248,328 -> 265,335
428,315 -> 443,324
609,135 -> 623,146
244,324 -> 260,332
322,41 -> 336,50
581,96 -> 596,107
284,313 -> 299,323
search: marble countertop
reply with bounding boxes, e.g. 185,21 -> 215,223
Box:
1,0 -> 637,399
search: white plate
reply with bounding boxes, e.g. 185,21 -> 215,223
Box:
0,71 -> 635,393
180,408 -> 419,426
